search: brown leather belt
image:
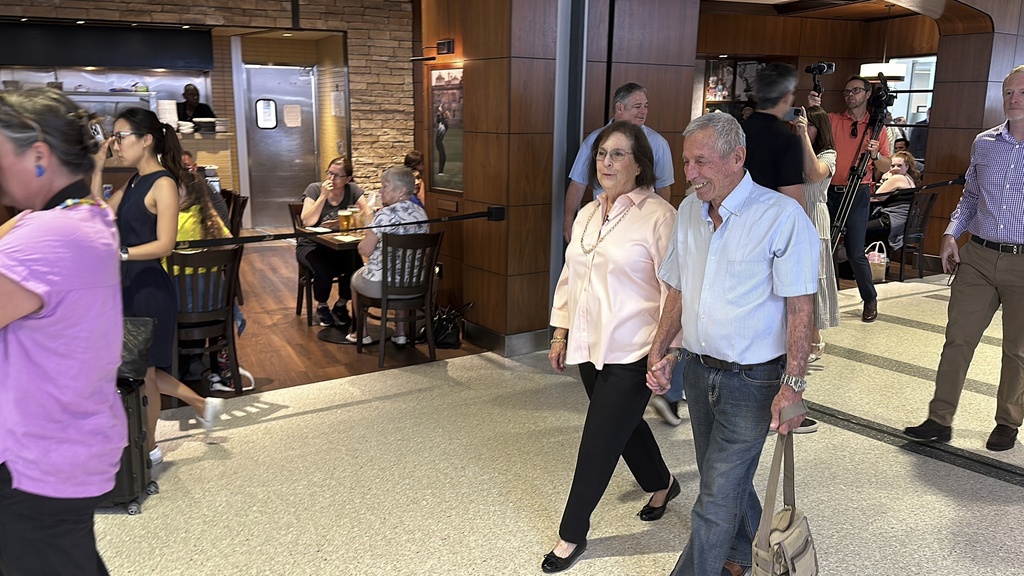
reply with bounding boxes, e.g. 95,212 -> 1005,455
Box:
697,354 -> 785,372
972,235 -> 1024,255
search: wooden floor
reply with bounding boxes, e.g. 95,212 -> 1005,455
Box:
210,238 -> 484,395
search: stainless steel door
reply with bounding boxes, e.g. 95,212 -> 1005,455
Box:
244,65 -> 317,227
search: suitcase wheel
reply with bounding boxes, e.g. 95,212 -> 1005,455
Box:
146,481 -> 160,496
126,500 -> 142,515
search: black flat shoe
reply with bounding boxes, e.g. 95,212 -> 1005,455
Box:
541,541 -> 587,573
638,477 -> 680,521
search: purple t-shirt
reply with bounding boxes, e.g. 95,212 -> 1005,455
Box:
0,205 -> 127,498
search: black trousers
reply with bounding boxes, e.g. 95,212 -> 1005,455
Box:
558,357 -> 671,544
827,184 -> 877,303
296,244 -> 358,304
0,464 -> 109,576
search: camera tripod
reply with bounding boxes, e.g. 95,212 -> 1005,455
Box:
829,105 -> 888,254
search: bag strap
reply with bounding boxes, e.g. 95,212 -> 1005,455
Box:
754,401 -> 806,550
865,240 -> 887,257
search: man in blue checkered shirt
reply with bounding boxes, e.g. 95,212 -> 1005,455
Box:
905,65 -> 1024,452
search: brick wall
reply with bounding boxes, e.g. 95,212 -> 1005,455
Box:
0,0 -> 415,192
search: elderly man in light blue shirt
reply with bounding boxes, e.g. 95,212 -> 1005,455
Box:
646,112 -> 818,576
563,82 -> 674,243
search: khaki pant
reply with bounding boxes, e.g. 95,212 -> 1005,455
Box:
929,240 -> 1024,427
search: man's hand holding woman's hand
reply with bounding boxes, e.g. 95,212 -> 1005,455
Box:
646,354 -> 675,395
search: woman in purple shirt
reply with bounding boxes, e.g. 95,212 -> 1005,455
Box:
0,89 -> 125,575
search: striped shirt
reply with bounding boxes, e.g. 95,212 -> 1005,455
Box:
945,122 -> 1024,244
828,110 -> 890,185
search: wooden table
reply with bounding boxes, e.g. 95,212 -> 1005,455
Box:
297,227 -> 363,251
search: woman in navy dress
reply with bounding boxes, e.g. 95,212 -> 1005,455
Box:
107,107 -> 223,465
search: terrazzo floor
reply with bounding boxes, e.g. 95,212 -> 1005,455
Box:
95,275 -> 1024,575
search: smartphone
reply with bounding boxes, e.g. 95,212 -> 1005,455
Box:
782,107 -> 803,122
89,122 -> 113,158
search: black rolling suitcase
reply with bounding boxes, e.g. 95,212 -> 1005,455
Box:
100,378 -> 159,515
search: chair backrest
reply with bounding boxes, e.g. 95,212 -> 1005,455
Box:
221,189 -> 239,212
226,194 -> 248,237
380,232 -> 444,300
903,189 -> 941,247
166,245 -> 244,324
287,202 -> 304,231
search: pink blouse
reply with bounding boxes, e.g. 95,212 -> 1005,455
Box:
551,187 -> 680,369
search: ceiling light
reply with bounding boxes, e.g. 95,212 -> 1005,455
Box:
20,18 -> 27,22
283,33 -> 293,37
76,20 -> 85,24
859,5 -> 906,82
719,54 -> 728,58
182,25 -> 190,29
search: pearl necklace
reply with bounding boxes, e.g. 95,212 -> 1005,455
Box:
580,201 -> 631,255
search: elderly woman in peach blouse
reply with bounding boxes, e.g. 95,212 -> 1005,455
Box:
541,121 -> 681,573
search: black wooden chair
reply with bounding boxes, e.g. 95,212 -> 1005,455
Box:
167,245 -> 245,394
353,231 -> 444,367
897,188 -> 941,282
288,203 -> 344,326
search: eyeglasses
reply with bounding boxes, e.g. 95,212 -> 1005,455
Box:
595,148 -> 633,162
113,131 -> 142,143
841,87 -> 867,97
850,121 -> 859,139
325,170 -> 351,179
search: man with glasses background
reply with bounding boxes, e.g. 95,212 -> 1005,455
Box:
809,76 -> 891,323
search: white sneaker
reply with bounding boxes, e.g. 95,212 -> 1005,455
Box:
391,335 -> 408,345
208,374 -> 233,393
345,332 -> 373,345
199,397 -> 225,438
149,446 -> 163,466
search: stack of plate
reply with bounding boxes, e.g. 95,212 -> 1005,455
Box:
214,118 -> 230,133
177,121 -> 194,135
157,100 -> 178,127
193,117 -> 217,134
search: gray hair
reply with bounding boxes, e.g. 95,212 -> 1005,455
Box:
1005,65 -> 1024,86
382,166 -> 416,196
612,82 -> 649,111
753,63 -> 797,109
0,88 -> 99,176
683,113 -> 745,159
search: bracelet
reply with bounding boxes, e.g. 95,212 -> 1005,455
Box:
550,336 -> 567,345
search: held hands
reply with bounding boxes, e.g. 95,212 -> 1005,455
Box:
645,354 -> 675,395
769,385 -> 805,435
940,234 -> 961,274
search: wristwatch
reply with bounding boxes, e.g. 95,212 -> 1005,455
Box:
120,246 -> 129,262
781,373 -> 807,393
668,348 -> 683,363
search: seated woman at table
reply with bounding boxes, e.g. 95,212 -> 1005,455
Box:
866,150 -> 920,250
346,166 -> 428,346
298,156 -> 371,328
174,179 -> 250,393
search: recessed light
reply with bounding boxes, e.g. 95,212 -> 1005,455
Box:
20,18 -> 27,22
76,20 -> 86,24
153,68 -> 167,72
719,54 -> 728,58
84,66 -> 97,71
131,23 -> 138,26
283,33 -> 293,37
182,25 -> 190,29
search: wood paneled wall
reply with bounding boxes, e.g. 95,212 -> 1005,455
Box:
418,0 -> 701,338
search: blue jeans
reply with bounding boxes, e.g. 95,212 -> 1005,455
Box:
665,355 -> 686,404
669,351 -> 783,576
827,184 -> 877,303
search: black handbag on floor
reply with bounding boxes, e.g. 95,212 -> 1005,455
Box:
432,303 -> 473,349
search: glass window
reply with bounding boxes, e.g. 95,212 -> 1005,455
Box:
887,56 -> 935,125
255,99 -> 277,129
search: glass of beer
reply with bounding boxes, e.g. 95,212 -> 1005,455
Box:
338,209 -> 354,232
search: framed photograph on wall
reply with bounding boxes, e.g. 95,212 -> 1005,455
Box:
705,60 -> 735,102
735,61 -> 764,102
429,67 -> 463,193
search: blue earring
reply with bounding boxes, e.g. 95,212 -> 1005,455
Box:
35,165 -> 44,177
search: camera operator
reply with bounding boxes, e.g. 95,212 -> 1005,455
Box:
808,76 -> 891,323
